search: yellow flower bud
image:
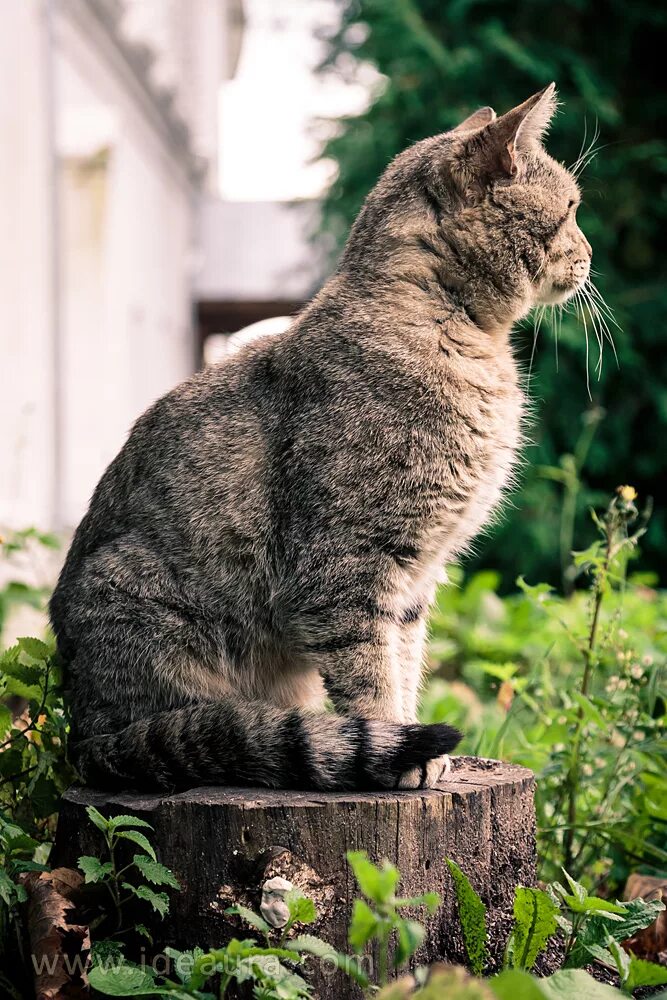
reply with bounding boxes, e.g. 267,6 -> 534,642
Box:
617,485 -> 637,502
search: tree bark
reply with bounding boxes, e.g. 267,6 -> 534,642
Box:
53,756 -> 536,997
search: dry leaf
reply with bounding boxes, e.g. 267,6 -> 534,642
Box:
20,867 -> 90,999
622,872 -> 667,964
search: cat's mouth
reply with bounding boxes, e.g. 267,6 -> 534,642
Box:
536,278 -> 582,306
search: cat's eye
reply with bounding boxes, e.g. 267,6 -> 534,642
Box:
567,199 -> 577,210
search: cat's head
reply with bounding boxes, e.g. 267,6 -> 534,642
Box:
346,84 -> 592,331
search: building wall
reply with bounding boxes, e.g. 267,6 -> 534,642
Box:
55,12 -> 196,526
0,0 -> 232,532
0,0 -> 57,529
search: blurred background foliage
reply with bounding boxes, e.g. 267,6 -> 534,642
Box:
317,0 -> 667,591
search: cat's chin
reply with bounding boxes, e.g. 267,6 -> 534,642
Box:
535,282 -> 579,306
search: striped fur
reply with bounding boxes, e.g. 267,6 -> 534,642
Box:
50,87 -> 591,792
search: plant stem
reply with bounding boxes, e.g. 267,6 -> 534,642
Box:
563,514 -> 613,873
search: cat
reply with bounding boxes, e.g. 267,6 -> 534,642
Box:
50,83 -> 591,793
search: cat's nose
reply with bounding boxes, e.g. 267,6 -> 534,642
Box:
572,257 -> 590,281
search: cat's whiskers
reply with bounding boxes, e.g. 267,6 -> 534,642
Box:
569,119 -> 602,180
527,304 -> 546,389
583,277 -> 620,369
573,288 -> 593,400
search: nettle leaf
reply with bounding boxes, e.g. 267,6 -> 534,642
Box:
107,815 -> 154,832
122,882 -> 170,917
3,677 -> 42,701
506,886 -> 560,971
86,805 -> 110,834
348,898 -> 379,951
606,896 -> 665,942
347,851 -> 399,905
569,896 -> 666,968
562,895 -> 625,918
626,956 -> 667,992
17,636 -> 52,662
88,963 -> 165,996
394,918 -> 425,967
446,859 -> 488,976
78,855 -> 113,884
286,888 -> 317,925
559,869 -> 587,905
396,890 -> 441,914
493,968 -> 622,999
0,704 -> 12,739
116,830 -> 156,861
225,904 -> 272,936
134,923 -> 152,943
132,854 -> 179,888
605,936 -> 631,985
6,832 -> 39,855
286,934 -> 369,987
0,869 -> 18,906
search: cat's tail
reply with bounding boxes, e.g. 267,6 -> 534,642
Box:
69,699 -> 461,792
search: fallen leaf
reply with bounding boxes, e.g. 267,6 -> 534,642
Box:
622,873 -> 667,964
20,867 -> 90,999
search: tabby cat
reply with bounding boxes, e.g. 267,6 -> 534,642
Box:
50,84 -> 591,792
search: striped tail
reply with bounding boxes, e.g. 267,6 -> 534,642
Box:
70,699 -> 461,792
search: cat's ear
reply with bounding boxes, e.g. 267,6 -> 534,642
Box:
449,106 -> 497,133
451,83 -> 557,194
486,83 -> 558,175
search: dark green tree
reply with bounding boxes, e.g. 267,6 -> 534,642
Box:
317,0 -> 667,590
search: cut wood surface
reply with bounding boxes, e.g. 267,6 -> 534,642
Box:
54,756 -> 536,998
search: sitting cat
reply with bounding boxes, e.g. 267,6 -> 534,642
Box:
50,84 -> 591,792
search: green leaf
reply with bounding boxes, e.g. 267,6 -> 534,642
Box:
17,637 -> 51,661
605,937 -> 630,985
225,904 -> 272,936
348,898 -> 379,951
5,832 -> 39,854
0,704 -> 12,739
446,859 -> 488,976
562,894 -> 625,917
78,855 -> 113,884
86,805 -> 110,834
121,882 -> 170,917
394,918 -> 425,967
347,850 -> 399,904
88,963 -> 165,996
505,887 -> 560,971
286,934 -> 370,987
0,869 -> 18,906
286,888 -> 317,925
107,815 -> 154,832
559,869 -> 586,905
395,890 -> 441,914
492,968 -> 629,999
134,923 -> 152,943
3,677 -> 42,701
605,896 -> 665,942
131,854 -> 179,888
626,956 -> 667,992
115,830 -> 156,861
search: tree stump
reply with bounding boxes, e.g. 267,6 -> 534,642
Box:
53,756 -> 535,997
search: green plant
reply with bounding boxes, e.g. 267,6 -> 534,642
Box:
444,857 -> 665,989
346,850 -> 441,987
424,491 -> 666,890
79,807 -> 180,940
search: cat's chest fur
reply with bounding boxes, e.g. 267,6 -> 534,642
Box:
388,341 -> 524,611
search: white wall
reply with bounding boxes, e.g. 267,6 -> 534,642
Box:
55,12 -> 196,527
0,0 -> 57,529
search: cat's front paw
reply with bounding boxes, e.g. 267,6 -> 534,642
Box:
396,754 -> 451,789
